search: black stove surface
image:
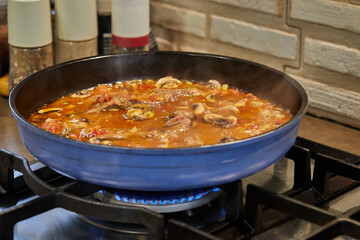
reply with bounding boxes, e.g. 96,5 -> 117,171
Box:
1,137 -> 360,240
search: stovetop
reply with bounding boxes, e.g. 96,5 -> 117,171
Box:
1,137 -> 359,240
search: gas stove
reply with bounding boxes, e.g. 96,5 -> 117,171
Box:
0,137 -> 359,240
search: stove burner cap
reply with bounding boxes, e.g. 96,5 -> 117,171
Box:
94,187 -> 222,213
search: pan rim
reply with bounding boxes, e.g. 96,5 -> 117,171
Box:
9,51 -> 308,154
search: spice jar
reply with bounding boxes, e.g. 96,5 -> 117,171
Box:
7,0 -> 53,92
111,0 -> 150,52
55,0 -> 98,64
0,0 -> 9,78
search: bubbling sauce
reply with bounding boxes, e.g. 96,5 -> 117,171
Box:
28,76 -> 292,148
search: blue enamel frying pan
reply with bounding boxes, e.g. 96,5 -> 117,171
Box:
9,52 -> 308,191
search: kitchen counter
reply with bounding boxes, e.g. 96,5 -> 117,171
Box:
0,95 -> 35,162
1,95 -> 359,165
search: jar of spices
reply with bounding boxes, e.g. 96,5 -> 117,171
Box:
0,0 -> 9,78
7,0 -> 53,92
111,0 -> 150,52
55,0 -> 98,64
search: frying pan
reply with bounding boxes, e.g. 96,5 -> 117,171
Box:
9,52 -> 308,191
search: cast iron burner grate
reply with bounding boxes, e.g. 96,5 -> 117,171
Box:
1,137 -> 360,240
94,187 -> 222,213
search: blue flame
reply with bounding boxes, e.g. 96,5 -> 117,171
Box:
101,187 -> 221,206
115,194 -> 122,201
212,187 -> 221,192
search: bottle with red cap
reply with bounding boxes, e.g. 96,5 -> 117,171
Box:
111,0 -> 149,52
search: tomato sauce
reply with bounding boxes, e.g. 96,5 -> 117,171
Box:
28,76 -> 292,148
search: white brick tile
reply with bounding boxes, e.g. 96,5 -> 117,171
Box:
210,15 -> 298,59
290,0 -> 360,34
150,2 -> 206,38
290,74 -> 360,121
304,38 -> 360,78
209,0 -> 282,15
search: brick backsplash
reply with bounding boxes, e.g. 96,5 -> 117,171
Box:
150,0 -> 360,127
151,2 -> 206,37
290,0 -> 360,34
210,15 -> 298,59
209,0 -> 284,16
304,38 -> 360,78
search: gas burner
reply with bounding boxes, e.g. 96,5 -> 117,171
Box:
94,187 -> 223,213
79,187 -> 225,236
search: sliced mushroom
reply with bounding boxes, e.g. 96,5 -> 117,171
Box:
235,100 -> 247,107
215,105 -> 240,114
192,103 -> 205,115
114,81 -> 124,88
221,84 -> 229,90
38,108 -> 63,114
125,79 -> 143,88
104,104 -> 127,111
71,90 -> 91,98
156,76 -> 182,89
124,104 -> 154,120
203,113 -> 237,128
205,94 -> 217,103
248,100 -> 265,107
220,136 -> 238,143
208,80 -> 221,89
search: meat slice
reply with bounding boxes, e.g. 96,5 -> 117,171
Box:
164,110 -> 197,131
153,88 -> 202,102
86,94 -> 139,113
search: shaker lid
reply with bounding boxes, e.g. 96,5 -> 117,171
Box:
55,0 -> 98,41
8,0 -> 52,47
97,0 -> 111,15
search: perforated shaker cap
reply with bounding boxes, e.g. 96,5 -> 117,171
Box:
8,0 -> 52,48
55,0 -> 98,41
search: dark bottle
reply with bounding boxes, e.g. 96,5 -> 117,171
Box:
97,0 -> 112,55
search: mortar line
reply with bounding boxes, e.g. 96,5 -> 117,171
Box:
284,0 -> 302,72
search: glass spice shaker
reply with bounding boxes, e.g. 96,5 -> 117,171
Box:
55,0 -> 98,64
111,0 -> 150,52
0,0 -> 9,78
7,0 -> 53,92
